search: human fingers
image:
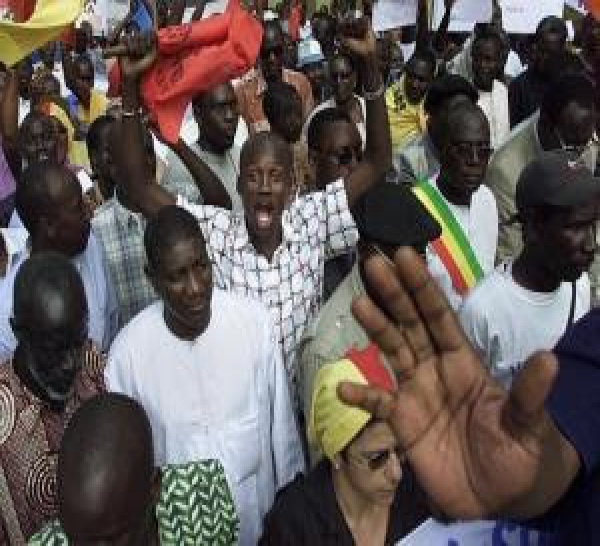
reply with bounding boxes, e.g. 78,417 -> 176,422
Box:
356,252 -> 436,366
503,350 -> 559,435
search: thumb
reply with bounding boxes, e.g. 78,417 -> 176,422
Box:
503,350 -> 559,433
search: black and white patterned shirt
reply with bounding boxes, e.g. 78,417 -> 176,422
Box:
179,179 -> 358,396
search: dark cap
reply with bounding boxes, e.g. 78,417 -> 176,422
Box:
516,150 -> 600,214
423,74 -> 478,115
352,182 -> 441,248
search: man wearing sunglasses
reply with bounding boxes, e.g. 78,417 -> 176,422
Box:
0,252 -> 105,543
235,20 -> 314,134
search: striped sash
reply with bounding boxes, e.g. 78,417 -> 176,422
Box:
413,181 -> 484,295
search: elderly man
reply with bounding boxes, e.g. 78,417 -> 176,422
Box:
0,253 -> 105,542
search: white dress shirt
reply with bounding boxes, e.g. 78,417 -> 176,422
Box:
106,290 -> 305,546
0,230 -> 118,359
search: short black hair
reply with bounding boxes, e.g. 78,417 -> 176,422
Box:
13,251 -> 83,326
536,16 -> 568,43
239,131 -> 293,173
541,72 -> 596,122
423,74 -> 478,116
263,81 -> 302,125
473,23 -> 505,52
407,48 -> 436,75
86,115 -> 116,156
144,205 -> 204,271
16,162 -> 76,234
306,107 -> 354,151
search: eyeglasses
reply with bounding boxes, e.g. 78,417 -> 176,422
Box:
349,446 -> 403,472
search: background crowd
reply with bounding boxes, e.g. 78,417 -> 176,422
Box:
0,0 -> 599,544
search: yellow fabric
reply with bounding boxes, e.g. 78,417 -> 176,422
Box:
76,90 -> 108,126
47,103 -> 90,169
0,0 -> 83,66
386,76 -> 427,152
307,359 -> 371,461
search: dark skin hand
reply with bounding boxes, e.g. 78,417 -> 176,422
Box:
338,247 -> 581,521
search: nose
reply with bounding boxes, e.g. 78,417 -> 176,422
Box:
385,451 -> 403,484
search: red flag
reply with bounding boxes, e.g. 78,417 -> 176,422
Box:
287,3 -> 302,42
585,0 -> 600,18
111,0 -> 262,143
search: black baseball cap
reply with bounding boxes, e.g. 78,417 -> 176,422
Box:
352,182 -> 441,249
516,150 -> 600,214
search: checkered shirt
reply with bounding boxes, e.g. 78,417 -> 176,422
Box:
179,179 -> 358,397
92,197 -> 156,328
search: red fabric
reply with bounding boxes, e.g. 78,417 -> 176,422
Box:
110,0 -> 263,143
345,344 -> 395,393
288,3 -> 302,42
585,0 -> 600,18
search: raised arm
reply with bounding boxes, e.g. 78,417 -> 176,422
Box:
342,22 -> 392,207
166,138 -> 232,209
338,248 -> 581,520
118,33 -> 175,217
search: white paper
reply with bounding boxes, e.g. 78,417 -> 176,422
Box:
373,0 -> 418,32
432,0 -> 493,33
396,519 -> 547,546
500,0 -> 565,34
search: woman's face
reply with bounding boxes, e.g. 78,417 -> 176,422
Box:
338,421 -> 403,506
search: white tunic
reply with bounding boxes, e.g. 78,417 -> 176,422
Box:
106,290 -> 305,546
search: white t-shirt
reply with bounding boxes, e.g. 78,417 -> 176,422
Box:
477,80 -> 510,151
427,179 -> 498,311
460,262 -> 590,382
105,290 -> 304,546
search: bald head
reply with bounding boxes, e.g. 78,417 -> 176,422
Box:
58,393 -> 155,540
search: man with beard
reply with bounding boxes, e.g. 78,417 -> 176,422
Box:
0,252 -> 105,543
0,163 -> 118,358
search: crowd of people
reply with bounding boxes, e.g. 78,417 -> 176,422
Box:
0,0 -> 599,544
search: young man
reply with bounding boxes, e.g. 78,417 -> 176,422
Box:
106,206 -> 303,546
508,16 -> 567,127
0,253 -> 105,543
421,102 -> 497,310
0,163 -> 118,358
460,152 -> 597,382
235,20 -> 314,134
469,24 -> 510,150
162,82 -> 244,211
486,72 -> 597,264
30,393 -> 239,545
302,52 -> 366,147
263,80 -> 313,195
116,24 -> 391,400
386,49 -> 435,153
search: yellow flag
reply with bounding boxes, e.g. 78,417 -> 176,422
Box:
0,0 -> 83,66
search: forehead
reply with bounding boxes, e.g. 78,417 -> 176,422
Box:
349,421 -> 397,452
320,120 -> 361,149
157,236 -> 206,273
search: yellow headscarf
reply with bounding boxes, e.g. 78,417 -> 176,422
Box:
308,344 -> 395,461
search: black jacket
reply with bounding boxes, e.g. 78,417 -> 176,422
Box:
259,460 -> 430,545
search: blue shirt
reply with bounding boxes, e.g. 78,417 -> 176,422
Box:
540,308 -> 600,544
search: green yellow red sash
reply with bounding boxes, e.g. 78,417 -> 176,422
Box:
413,181 -> 484,295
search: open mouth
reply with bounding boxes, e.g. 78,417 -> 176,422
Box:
255,205 -> 275,230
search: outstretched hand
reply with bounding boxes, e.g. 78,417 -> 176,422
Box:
339,247 -> 578,519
